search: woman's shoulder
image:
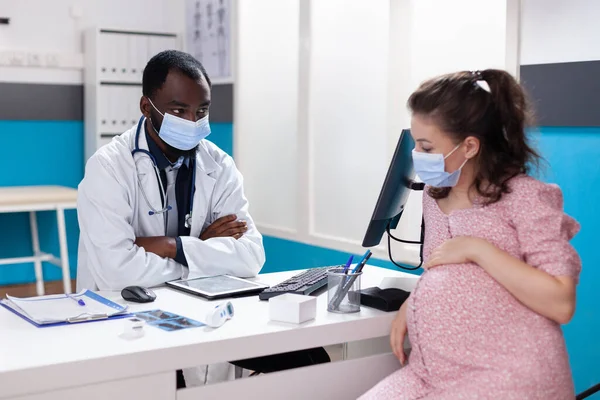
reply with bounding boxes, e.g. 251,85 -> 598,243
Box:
506,174 -> 549,190
503,175 -> 579,236
503,175 -> 564,208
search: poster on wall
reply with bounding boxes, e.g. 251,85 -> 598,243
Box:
185,0 -> 232,82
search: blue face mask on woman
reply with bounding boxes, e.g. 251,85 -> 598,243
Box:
147,98 -> 211,151
411,144 -> 468,188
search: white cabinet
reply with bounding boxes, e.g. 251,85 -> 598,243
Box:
84,28 -> 180,161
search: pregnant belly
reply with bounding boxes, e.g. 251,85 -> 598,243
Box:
407,264 -> 564,378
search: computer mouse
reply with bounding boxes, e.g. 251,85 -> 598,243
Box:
121,286 -> 156,303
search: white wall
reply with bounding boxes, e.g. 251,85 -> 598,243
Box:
388,0 -> 516,263
0,0 -> 184,84
236,0 -> 518,264
234,0 -> 299,234
520,0 -> 600,65
309,0 -> 390,245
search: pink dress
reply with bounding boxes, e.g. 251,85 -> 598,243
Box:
360,175 -> 581,399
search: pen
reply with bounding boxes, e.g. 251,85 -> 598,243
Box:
329,250 -> 372,310
66,294 -> 86,307
342,255 -> 354,274
351,250 -> 371,273
355,251 -> 372,273
352,250 -> 372,273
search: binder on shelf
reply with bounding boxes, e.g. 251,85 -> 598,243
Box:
97,31 -> 111,81
127,86 -> 142,127
107,85 -> 120,131
102,33 -> 120,80
115,34 -> 129,81
129,34 -> 148,83
98,85 -> 109,129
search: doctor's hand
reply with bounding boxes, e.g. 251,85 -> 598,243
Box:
134,237 -> 177,259
391,302 -> 409,365
200,215 -> 248,241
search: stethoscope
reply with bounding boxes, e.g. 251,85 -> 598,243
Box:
131,116 -> 196,229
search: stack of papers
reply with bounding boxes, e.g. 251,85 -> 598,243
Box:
1,290 -> 128,326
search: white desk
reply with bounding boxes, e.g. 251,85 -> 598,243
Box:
0,186 -> 77,295
0,266 -> 419,400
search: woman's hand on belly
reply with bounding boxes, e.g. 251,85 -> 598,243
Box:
426,236 -> 577,324
424,236 -> 482,269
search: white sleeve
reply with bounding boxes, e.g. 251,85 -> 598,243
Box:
77,155 -> 184,290
180,157 -> 265,278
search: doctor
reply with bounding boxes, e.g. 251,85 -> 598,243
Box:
77,50 -> 266,386
77,50 -> 265,291
77,50 -> 330,386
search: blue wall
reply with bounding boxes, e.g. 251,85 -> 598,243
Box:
0,121 -> 233,286
260,236 -> 420,274
534,127 -> 600,395
0,121 -> 83,285
209,122 -> 234,157
1,121 -> 598,394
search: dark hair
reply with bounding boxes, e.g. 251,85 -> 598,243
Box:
408,69 -> 541,204
142,50 -> 211,97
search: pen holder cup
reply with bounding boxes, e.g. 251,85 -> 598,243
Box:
327,267 -> 362,314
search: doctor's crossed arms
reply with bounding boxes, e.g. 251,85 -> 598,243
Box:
199,215 -> 248,241
133,215 -> 247,258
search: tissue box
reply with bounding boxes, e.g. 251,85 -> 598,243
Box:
269,293 -> 317,324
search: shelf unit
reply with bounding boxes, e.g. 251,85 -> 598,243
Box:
84,27 -> 181,161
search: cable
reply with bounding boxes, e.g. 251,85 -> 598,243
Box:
386,222 -> 422,244
384,182 -> 426,271
387,232 -> 422,270
386,219 -> 423,271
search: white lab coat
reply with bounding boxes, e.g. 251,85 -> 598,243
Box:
76,122 -> 265,385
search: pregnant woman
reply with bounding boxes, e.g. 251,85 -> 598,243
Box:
360,69 -> 581,399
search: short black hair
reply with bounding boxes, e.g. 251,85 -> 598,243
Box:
142,50 -> 211,97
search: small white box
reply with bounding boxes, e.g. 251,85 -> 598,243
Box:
269,293 -> 317,324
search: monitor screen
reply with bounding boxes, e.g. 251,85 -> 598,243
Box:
362,129 -> 415,247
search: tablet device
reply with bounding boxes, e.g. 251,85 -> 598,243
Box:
166,275 -> 269,300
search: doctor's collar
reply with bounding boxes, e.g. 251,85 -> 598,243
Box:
144,122 -> 191,170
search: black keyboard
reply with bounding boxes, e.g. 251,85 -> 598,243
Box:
258,266 -> 340,301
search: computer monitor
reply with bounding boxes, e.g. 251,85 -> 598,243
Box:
362,129 -> 417,248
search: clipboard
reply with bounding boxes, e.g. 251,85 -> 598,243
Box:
0,290 -> 131,328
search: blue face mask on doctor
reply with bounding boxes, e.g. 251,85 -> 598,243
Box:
147,97 -> 211,151
411,143 -> 468,188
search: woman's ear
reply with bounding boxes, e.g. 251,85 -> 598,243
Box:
464,136 -> 480,159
